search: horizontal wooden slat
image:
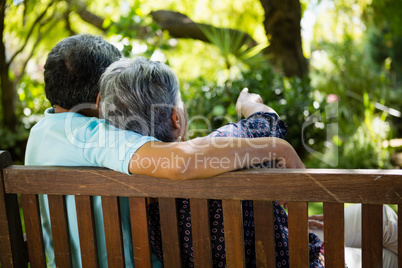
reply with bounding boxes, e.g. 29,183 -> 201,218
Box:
4,167 -> 402,204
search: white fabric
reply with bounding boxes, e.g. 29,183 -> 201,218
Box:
310,204 -> 398,268
344,204 -> 398,255
344,247 -> 398,268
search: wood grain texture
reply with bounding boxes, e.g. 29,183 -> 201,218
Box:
323,202 -> 344,268
102,196 -> 124,267
75,195 -> 98,268
48,195 -> 72,267
21,194 -> 46,268
222,199 -> 245,268
158,197 -> 182,267
190,198 -> 213,268
2,164 -> 402,268
129,197 -> 152,268
362,204 -> 383,268
288,202 -> 308,268
0,151 -> 27,267
254,201 -> 275,268
4,167 -> 402,204
0,173 -> 27,267
0,172 -> 14,268
0,151 -> 12,169
398,205 -> 401,268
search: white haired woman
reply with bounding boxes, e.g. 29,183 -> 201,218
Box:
99,57 -> 397,268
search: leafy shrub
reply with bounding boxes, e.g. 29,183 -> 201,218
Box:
182,65 -> 327,160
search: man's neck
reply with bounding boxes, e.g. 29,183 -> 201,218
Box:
54,105 -> 100,118
54,105 -> 70,113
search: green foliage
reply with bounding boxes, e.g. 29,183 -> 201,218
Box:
17,75 -> 50,123
0,74 -> 48,164
199,25 -> 269,70
182,63 -> 326,159
2,0 -> 399,170
106,2 -> 172,59
366,0 -> 402,37
1,0 -> 69,163
178,22 -> 326,158
179,0 -> 397,169
309,15 -> 396,168
0,125 -> 29,165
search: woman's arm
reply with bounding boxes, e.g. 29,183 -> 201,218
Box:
236,88 -> 278,118
130,136 -> 304,180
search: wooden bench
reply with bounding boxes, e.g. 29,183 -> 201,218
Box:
0,150 -> 401,267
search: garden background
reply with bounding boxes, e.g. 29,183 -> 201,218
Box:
1,0 -> 401,209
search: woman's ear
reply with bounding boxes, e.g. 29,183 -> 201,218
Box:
95,93 -> 101,109
171,108 -> 181,130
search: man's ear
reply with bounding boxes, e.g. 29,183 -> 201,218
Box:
171,108 -> 181,130
95,93 -> 101,109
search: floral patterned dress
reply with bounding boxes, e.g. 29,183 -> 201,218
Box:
147,112 -> 325,268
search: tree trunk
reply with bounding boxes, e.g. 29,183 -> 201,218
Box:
0,0 -> 17,131
260,0 -> 308,77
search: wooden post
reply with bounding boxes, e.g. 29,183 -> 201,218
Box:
222,199 -> 245,268
130,197 -> 153,268
288,202 -> 309,268
159,198 -> 182,267
362,204 -> 383,268
102,196 -> 125,267
75,195 -> 99,268
191,198 -> 213,267
254,201 -> 275,268
0,151 -> 28,267
21,194 -> 46,267
323,202 -> 345,268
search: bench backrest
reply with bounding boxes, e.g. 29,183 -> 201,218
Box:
0,150 -> 401,267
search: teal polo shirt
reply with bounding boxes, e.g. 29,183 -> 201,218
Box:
25,108 -> 161,267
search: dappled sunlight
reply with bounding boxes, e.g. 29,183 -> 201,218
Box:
1,0 -> 401,169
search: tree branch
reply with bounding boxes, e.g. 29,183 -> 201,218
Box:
65,0 -> 106,31
63,4 -> 76,36
64,1 -> 258,49
150,10 -> 257,48
14,13 -> 59,86
8,0 -> 54,65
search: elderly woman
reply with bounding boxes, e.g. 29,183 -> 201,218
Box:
99,58 -> 398,268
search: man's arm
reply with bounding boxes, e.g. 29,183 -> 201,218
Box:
130,136 -> 304,180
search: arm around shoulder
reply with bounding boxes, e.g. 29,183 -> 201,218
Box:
129,136 -> 305,180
